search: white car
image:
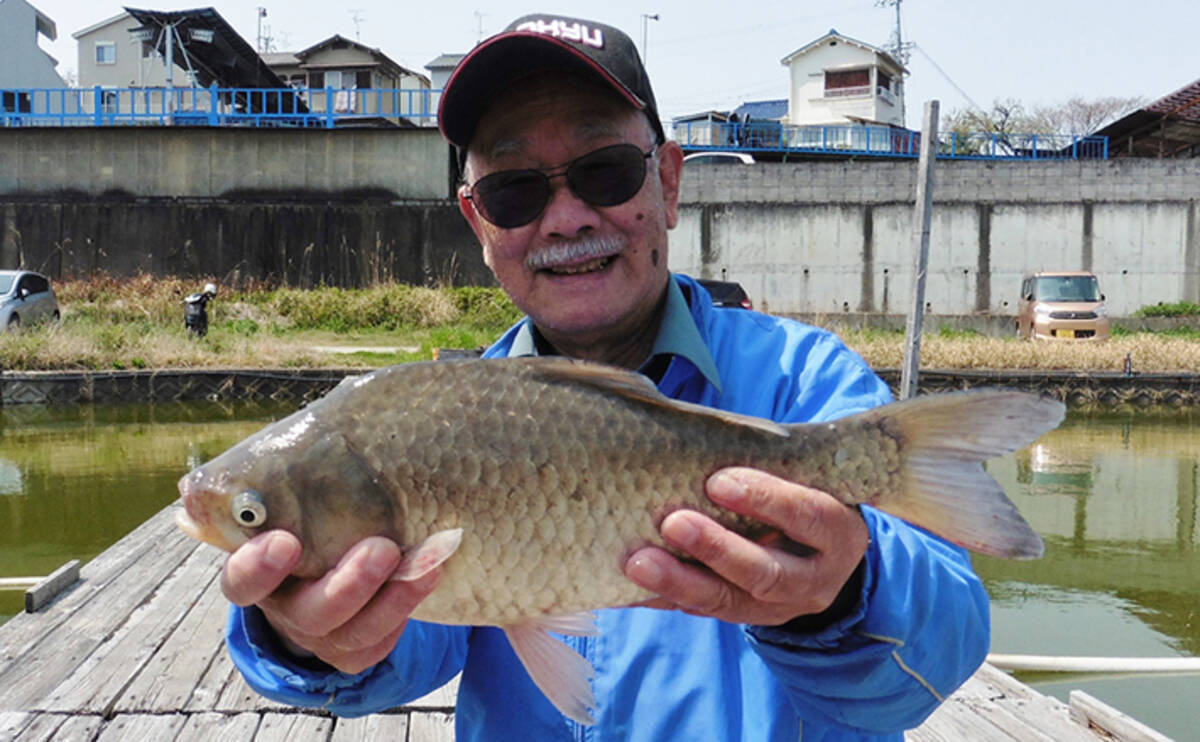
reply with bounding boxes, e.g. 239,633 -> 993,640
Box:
682,151 -> 755,165
0,270 -> 60,329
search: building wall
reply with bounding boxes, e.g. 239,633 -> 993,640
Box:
0,0 -> 66,88
785,39 -> 902,127
75,15 -> 184,89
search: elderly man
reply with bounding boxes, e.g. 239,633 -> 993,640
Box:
222,14 -> 989,741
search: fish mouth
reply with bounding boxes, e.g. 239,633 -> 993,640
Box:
175,507 -> 205,541
526,236 -> 624,276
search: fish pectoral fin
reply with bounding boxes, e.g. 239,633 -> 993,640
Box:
391,528 -> 463,581
504,615 -> 598,725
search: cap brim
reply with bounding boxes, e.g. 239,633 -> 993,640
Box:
438,32 -> 648,151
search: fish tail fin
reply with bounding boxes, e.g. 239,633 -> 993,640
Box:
871,391 -> 1064,559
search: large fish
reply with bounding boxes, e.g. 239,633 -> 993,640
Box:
177,356 -> 1064,724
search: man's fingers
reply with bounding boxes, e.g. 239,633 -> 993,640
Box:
221,530 -> 302,607
707,468 -> 862,554
626,545 -> 738,616
262,537 -> 402,638
660,510 -> 792,604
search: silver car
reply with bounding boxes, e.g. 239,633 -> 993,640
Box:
0,270 -> 60,329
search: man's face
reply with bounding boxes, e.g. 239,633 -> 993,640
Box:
458,76 -> 684,349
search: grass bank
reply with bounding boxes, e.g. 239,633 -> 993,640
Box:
1,276 -> 1198,373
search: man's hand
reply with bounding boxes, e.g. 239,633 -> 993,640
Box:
221,531 -> 441,674
625,467 -> 868,626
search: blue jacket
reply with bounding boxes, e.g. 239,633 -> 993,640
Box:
226,273 -> 989,741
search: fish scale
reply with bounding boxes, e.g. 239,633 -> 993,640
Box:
177,355 -> 1064,724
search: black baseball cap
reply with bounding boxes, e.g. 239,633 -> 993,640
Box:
438,14 -> 666,158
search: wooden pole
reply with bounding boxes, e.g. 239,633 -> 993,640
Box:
900,100 -> 939,400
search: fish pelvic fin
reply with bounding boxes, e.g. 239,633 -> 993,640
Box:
869,390 -> 1065,559
391,528 -> 463,581
504,614 -> 598,725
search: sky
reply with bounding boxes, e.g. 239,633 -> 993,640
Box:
28,0 -> 1200,130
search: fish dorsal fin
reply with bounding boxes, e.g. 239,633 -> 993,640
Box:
528,357 -> 789,437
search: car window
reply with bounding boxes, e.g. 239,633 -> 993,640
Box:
1035,276 -> 1100,302
0,275 -> 13,294
29,275 -> 49,293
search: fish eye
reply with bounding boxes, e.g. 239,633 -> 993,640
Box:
231,490 -> 268,528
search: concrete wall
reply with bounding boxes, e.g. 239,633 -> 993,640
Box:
0,127 -> 454,200
672,159 -> 1200,317
2,126 -> 1199,319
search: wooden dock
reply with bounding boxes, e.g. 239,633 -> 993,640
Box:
0,506 -> 1168,741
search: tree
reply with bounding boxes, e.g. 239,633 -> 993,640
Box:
943,96 -> 1146,138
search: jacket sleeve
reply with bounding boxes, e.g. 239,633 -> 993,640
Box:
226,605 -> 470,717
742,322 -> 991,732
746,509 -> 990,733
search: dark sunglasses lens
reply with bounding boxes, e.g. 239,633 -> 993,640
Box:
473,170 -> 550,228
567,145 -> 648,207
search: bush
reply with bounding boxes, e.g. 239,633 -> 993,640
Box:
1134,301 -> 1200,318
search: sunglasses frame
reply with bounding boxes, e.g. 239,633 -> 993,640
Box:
463,143 -> 658,229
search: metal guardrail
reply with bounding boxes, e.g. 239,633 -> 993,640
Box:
0,85 -> 439,128
673,120 -> 1109,160
0,87 -> 1109,160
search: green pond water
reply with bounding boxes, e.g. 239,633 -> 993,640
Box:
1,402 -> 1197,738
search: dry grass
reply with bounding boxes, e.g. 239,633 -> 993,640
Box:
5,276 -> 1200,373
838,330 -> 1200,373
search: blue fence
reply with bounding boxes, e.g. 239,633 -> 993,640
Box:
1,86 -> 1109,160
0,85 -> 439,128
672,120 -> 1109,161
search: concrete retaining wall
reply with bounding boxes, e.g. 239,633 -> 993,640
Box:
2,128 -> 1199,317
674,159 -> 1200,317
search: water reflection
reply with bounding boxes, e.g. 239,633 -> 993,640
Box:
978,408 -> 1200,739
0,400 -> 298,621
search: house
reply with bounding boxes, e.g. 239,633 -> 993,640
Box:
424,53 -> 463,120
1093,77 -> 1200,158
780,29 -> 906,129
265,35 -> 433,126
670,110 -> 732,147
73,12 -> 189,89
0,0 -> 66,112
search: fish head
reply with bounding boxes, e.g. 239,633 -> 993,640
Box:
176,407 -> 399,578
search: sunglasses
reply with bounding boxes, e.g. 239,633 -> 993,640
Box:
463,143 -> 657,229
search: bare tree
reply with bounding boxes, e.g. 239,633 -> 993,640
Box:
943,96 -> 1146,138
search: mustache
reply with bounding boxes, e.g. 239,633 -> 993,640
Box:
525,236 -> 626,271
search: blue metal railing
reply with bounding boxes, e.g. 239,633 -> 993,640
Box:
672,120 -> 1109,160
1,87 -> 1109,160
0,85 -> 440,128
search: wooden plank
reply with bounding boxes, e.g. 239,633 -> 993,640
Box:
213,655 -> 295,713
971,664 -> 1103,742
39,534 -> 223,714
1069,691 -> 1174,742
407,711 -> 455,742
329,713 -> 410,741
0,506 -> 195,693
252,712 -> 334,741
114,552 -> 231,713
8,713 -> 104,742
23,560 -> 81,613
94,713 -> 188,741
0,711 -> 33,739
175,711 -> 263,740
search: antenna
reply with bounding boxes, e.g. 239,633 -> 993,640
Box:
256,7 -> 268,53
874,0 -> 912,66
349,9 -> 364,42
474,11 -> 487,43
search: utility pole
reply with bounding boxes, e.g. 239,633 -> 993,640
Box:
875,0 -> 914,126
255,7 -> 268,53
900,100 -> 939,400
640,13 -> 659,64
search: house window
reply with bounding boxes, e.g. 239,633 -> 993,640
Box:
824,68 -> 869,98
356,70 -> 372,89
101,90 -> 118,114
96,42 -> 116,65
308,71 -> 324,87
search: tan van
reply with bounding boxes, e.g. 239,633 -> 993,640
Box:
1017,272 -> 1111,341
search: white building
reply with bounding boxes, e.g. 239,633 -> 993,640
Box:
780,29 -> 906,128
0,0 -> 66,90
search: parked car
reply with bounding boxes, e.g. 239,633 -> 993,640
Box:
0,270 -> 59,330
1016,271 -> 1110,341
683,151 -> 755,165
697,278 -> 753,310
